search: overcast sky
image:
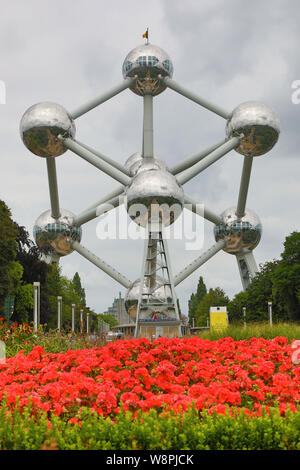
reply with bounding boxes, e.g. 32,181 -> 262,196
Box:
1,0 -> 300,319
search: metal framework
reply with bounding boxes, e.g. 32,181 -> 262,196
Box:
20,39 -> 280,338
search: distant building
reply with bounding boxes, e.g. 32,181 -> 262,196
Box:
104,292 -> 134,325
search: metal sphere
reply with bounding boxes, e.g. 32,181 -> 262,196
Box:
33,209 -> 82,257
125,277 -> 173,320
126,168 -> 184,227
124,153 -> 167,177
226,101 -> 280,156
20,102 -> 75,157
214,207 -> 262,254
122,43 -> 173,96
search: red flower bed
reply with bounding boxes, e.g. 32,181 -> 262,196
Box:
0,337 -> 299,418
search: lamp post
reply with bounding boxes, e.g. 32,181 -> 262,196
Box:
268,301 -> 272,326
57,296 -> 62,331
243,306 -> 246,328
86,310 -> 90,335
80,309 -> 83,334
33,282 -> 40,332
71,304 -> 75,333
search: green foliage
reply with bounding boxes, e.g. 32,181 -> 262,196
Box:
228,231 -> 300,324
98,313 -> 119,328
188,276 -> 207,323
14,283 -> 34,324
195,287 -> 229,327
0,403 -> 299,450
197,321 -> 300,342
72,272 -> 86,306
0,201 -> 18,311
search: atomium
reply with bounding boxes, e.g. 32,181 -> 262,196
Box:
226,101 -> 280,157
20,102 -> 76,157
21,36 -> 280,339
214,207 -> 262,254
33,209 -> 82,257
126,168 -> 184,227
122,43 -> 173,96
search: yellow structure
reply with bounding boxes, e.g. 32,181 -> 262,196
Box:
209,306 -> 228,332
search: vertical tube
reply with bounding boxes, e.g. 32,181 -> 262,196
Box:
268,302 -> 272,326
243,306 -> 246,328
33,282 -> 39,332
80,309 -> 83,334
236,156 -> 253,219
71,304 -> 75,333
142,95 -> 154,158
57,296 -> 62,331
46,157 -> 61,219
86,311 -> 89,335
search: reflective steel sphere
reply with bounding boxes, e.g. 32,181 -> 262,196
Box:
126,169 -> 184,227
33,209 -> 82,257
124,153 -> 167,177
226,101 -> 280,156
20,102 -> 75,157
122,43 -> 173,96
125,277 -> 173,320
214,207 -> 262,254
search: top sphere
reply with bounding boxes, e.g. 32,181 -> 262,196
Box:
122,43 -> 173,96
226,101 -> 280,157
20,102 -> 76,158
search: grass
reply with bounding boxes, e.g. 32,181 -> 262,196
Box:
196,321 -> 300,342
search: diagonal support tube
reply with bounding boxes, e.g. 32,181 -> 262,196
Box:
184,194 -> 222,225
174,239 -> 226,286
46,157 -> 61,219
142,95 -> 154,158
235,156 -> 253,219
70,78 -> 135,119
71,240 -> 132,289
75,140 -> 130,176
170,139 -> 226,175
74,194 -> 123,226
60,137 -> 131,186
82,185 -> 125,213
236,251 -> 258,291
177,137 -> 241,185
163,77 -> 230,119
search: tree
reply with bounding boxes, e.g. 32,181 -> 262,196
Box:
12,223 -> 51,324
72,272 -> 86,307
188,276 -> 207,324
0,201 -> 18,312
270,232 -> 300,321
98,313 -> 119,329
195,287 -> 229,326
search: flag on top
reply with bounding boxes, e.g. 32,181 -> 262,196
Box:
142,28 -> 149,40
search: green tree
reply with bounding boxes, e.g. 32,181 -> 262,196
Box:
12,223 -> 51,324
0,201 -> 18,312
195,287 -> 229,326
188,276 -> 207,324
72,272 -> 86,307
270,232 -> 300,321
98,313 -> 119,329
